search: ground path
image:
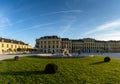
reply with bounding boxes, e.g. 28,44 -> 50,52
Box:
0,53 -> 120,60
0,53 -> 56,60
0,54 -> 37,60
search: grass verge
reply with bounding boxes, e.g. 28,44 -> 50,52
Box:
0,56 -> 120,84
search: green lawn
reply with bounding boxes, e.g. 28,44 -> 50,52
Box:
0,56 -> 120,84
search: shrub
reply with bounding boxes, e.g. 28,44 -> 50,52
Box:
0,61 -> 2,64
45,63 -> 58,74
14,56 -> 19,61
104,57 -> 111,62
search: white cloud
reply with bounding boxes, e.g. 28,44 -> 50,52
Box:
59,20 -> 75,36
0,15 -> 11,29
3,22 -> 58,36
94,31 -> 120,41
83,20 -> 120,36
97,20 -> 120,30
19,22 -> 57,31
41,10 -> 82,16
0,9 -> 82,30
60,24 -> 72,36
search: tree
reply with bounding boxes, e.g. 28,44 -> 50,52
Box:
17,48 -> 22,53
17,48 -> 21,51
8,48 -> 12,54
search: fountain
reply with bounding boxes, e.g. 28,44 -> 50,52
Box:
62,45 -> 72,56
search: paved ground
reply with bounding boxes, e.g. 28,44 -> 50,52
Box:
0,53 -> 120,60
0,54 -> 37,60
0,53 -> 57,60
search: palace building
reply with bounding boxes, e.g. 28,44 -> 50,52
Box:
35,36 -> 120,53
0,37 -> 32,54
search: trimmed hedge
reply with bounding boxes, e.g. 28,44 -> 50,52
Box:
14,56 -> 19,61
104,57 -> 111,62
45,63 -> 58,74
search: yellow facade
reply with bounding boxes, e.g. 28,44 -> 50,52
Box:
0,38 -> 32,54
36,36 -> 120,53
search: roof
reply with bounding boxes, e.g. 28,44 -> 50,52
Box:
39,36 -> 60,39
0,37 -> 28,45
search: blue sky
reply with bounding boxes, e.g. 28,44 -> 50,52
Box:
0,0 -> 120,46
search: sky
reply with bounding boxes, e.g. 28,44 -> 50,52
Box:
0,0 -> 120,46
